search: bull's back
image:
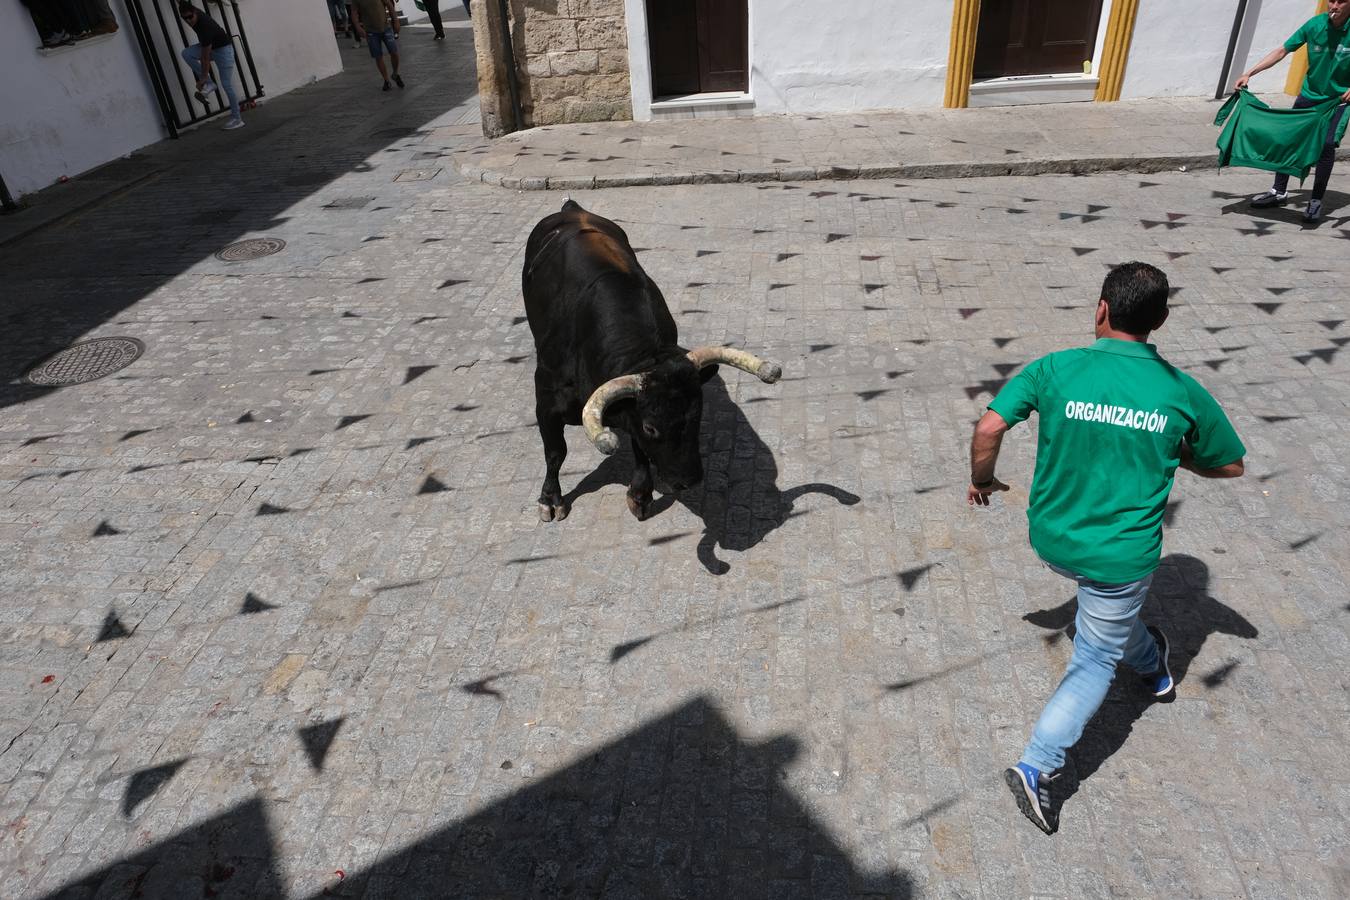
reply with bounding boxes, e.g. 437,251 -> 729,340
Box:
522,205 -> 670,365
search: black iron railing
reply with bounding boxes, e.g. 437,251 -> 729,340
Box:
125,0 -> 264,136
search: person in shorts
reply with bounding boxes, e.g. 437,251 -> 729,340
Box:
351,0 -> 404,91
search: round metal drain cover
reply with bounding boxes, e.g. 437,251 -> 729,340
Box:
24,337 -> 145,386
216,237 -> 286,261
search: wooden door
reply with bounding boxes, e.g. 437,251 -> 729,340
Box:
973,0 -> 1105,79
696,0 -> 748,92
647,0 -> 747,96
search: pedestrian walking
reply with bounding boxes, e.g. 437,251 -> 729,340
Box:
419,1 -> 444,40
178,2 -> 244,130
350,0 -> 404,92
1235,0 -> 1350,223
326,0 -> 348,34
966,262 -> 1245,835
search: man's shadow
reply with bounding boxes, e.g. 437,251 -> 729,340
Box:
1021,553 -> 1258,812
563,373 -> 860,574
1216,187 -> 1350,229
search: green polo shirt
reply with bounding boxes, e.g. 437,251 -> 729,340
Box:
1284,13 -> 1350,103
989,338 -> 1245,584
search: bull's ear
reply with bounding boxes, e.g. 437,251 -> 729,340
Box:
602,395 -> 637,427
699,363 -> 720,384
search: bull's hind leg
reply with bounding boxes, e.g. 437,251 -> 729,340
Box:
626,438 -> 654,520
535,386 -> 569,522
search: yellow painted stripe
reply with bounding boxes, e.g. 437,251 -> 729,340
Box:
1095,0 -> 1142,102
1284,0 -> 1329,96
945,0 -> 982,109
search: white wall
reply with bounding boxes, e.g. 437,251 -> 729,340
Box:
234,0 -> 342,100
625,0 -> 952,118
0,3 -> 165,197
1121,0 -> 1310,99
751,0 -> 950,113
0,0 -> 341,199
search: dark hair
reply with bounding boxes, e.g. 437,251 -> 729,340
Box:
179,3 -> 197,15
1100,261 -> 1168,334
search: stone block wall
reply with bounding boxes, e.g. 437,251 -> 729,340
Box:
513,0 -> 632,125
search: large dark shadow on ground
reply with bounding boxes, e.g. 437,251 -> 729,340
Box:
1022,553 -> 1258,817
43,699 -> 912,899
564,374 -> 860,574
0,26 -> 477,412
40,798 -> 282,899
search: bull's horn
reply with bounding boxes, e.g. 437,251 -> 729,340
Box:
581,373 -> 644,455
686,346 -> 783,384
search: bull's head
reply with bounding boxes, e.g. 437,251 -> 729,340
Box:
581,347 -> 782,491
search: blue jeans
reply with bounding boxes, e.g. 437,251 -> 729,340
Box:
182,43 -> 241,121
366,27 -> 398,58
1020,563 -> 1160,773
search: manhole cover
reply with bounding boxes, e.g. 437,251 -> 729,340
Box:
216,238 -> 286,261
24,337 -> 145,386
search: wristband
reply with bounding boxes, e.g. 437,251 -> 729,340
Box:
972,477 -> 995,490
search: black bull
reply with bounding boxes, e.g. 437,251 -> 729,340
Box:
522,200 -> 784,524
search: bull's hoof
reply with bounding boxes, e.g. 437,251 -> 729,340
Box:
625,491 -> 652,521
538,501 -> 569,522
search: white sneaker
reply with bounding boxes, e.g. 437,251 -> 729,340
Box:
1249,189 -> 1288,208
223,117 -> 245,130
200,79 -> 217,93
1304,198 -> 1323,223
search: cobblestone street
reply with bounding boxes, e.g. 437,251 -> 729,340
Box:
1,20 -> 1348,900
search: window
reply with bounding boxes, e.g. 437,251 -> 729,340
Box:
23,0 -> 119,50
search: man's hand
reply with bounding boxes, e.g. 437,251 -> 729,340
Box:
1234,74 -> 1250,91
1342,86 -> 1350,102
967,478 -> 1010,507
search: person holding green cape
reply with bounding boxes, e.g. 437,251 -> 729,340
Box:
1236,0 -> 1350,223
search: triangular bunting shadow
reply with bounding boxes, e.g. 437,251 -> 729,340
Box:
123,758 -> 188,817
241,592 -> 278,614
299,717 -> 345,771
97,610 -> 131,642
419,475 -> 451,495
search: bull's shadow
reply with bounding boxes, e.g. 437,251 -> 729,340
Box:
1022,554 -> 1258,815
565,374 -> 859,574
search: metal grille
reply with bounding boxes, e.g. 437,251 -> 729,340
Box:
125,0 -> 264,137
24,338 -> 146,386
216,237 -> 286,261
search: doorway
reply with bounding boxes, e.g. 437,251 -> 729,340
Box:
973,0 -> 1106,79
645,0 -> 748,97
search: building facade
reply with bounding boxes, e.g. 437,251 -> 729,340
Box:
474,0 -> 1322,133
1,0 -> 342,200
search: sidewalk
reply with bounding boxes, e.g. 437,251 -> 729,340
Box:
457,92 -> 1349,190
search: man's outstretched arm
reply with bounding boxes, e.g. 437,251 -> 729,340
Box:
968,409 -> 1012,506
1180,443 -> 1245,479
1234,46 -> 1290,91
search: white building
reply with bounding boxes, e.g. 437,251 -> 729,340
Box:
0,0 -> 341,200
483,0 -> 1324,130
621,0 -> 1317,119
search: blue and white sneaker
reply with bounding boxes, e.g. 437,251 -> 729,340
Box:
1304,199 -> 1323,223
1145,625 -> 1175,699
1004,762 -> 1058,835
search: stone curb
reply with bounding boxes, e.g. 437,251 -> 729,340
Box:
455,153 -> 1235,192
